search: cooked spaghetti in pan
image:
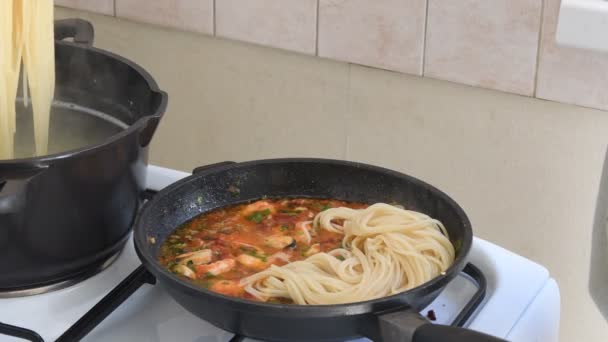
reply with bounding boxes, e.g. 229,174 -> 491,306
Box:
159,198 -> 454,305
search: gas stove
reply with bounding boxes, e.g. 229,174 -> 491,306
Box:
0,166 -> 560,342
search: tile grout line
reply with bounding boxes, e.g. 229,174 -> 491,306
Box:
421,0 -> 430,76
315,0 -> 320,56
344,63 -> 352,160
213,0 -> 217,36
113,0 -> 117,16
532,0 -> 545,98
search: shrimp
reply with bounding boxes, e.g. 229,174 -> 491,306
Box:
294,221 -> 312,245
173,264 -> 196,279
303,243 -> 321,257
264,235 -> 296,249
268,252 -> 292,265
195,259 -> 236,276
176,249 -> 212,265
218,237 -> 264,253
236,254 -> 267,270
210,280 -> 244,297
241,200 -> 276,216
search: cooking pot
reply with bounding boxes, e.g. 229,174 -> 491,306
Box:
0,19 -> 167,295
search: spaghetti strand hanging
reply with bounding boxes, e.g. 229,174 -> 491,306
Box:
0,0 -> 55,159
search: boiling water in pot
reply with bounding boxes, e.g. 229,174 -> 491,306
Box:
9,99 -> 127,159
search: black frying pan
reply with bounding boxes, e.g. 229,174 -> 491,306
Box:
55,159 -> 506,342
130,159 -> 507,342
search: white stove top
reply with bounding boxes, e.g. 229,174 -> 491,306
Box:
0,166 -> 560,342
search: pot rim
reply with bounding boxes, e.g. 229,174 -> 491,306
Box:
0,40 -> 167,166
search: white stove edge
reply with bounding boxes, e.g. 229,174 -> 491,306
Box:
146,165 -> 561,341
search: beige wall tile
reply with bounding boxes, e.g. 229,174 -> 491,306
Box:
425,0 -> 542,96
216,0 -> 317,55
116,0 -> 213,34
55,0 -> 114,15
55,8 -> 349,171
318,0 -> 426,75
536,0 -> 608,111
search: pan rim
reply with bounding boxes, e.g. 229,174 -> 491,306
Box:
133,158 -> 473,314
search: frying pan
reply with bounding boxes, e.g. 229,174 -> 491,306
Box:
133,159 -> 506,341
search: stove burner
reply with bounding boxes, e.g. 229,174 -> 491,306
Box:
0,189 -> 156,300
0,249 -> 123,298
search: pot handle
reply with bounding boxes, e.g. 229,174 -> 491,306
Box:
54,19 -> 95,46
192,161 -> 237,174
375,310 -> 508,342
138,90 -> 168,148
0,168 -> 46,215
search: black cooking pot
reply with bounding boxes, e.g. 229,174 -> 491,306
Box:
128,159 -> 505,342
0,19 -> 167,294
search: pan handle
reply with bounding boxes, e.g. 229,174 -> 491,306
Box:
192,161 -> 237,174
374,310 -> 507,342
412,323 -> 507,342
54,19 -> 95,46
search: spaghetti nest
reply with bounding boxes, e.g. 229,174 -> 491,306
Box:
241,203 -> 455,305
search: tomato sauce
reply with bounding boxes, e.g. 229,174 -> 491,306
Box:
159,198 -> 367,301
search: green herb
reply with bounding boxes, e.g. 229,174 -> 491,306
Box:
242,247 -> 267,262
336,255 -> 345,261
280,224 -> 290,231
246,209 -> 271,223
170,242 -> 186,255
320,204 -> 331,211
453,239 -> 462,252
186,260 -> 194,267
279,209 -> 302,216
204,272 -> 216,279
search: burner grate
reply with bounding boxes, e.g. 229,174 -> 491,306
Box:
0,322 -> 43,342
